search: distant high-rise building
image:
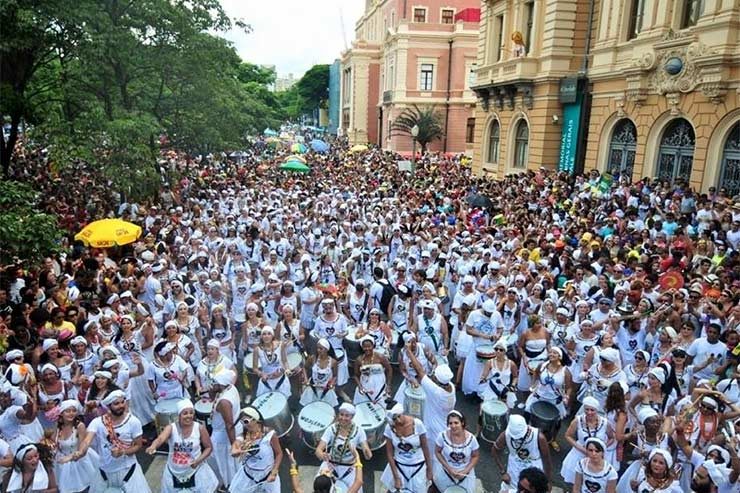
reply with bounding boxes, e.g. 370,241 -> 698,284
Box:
275,73 -> 297,92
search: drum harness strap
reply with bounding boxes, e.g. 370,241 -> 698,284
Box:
310,375 -> 332,400
100,463 -> 136,486
535,365 -> 564,404
283,320 -> 306,358
423,318 -> 439,353
395,460 -> 425,482
242,467 -> 271,485
328,424 -> 355,471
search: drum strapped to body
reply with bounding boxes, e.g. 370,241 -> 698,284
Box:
353,401 -> 386,450
529,400 -> 560,440
252,391 -> 294,438
403,385 -> 425,420
155,399 -> 180,435
480,399 -> 509,443
298,401 -> 335,449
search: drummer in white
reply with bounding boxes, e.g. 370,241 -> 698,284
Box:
394,331 -> 436,404
78,390 -> 152,493
404,348 -> 456,461
145,399 -> 218,493
229,406 -> 282,493
462,299 -> 505,395
315,403 -> 370,491
433,410 -> 481,492
491,414 -> 551,491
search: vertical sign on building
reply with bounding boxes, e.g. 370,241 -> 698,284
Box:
558,78 -> 582,174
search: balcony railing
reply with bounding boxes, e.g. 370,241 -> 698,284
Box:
473,57 -> 539,87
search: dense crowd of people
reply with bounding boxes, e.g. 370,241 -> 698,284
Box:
1,128 -> 740,493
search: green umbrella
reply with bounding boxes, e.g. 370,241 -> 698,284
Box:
280,161 -> 310,173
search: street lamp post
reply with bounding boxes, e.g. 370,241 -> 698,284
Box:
411,124 -> 419,175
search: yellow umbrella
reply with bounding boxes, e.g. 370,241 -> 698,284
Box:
75,218 -> 142,248
349,144 -> 368,153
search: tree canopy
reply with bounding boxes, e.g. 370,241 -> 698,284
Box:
0,0 -> 285,197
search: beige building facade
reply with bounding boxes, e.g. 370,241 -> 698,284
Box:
471,0 -> 740,195
339,0 -> 480,154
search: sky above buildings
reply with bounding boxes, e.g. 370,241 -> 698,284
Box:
219,0 -> 365,78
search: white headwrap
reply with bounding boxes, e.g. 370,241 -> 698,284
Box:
177,399 -> 194,415
59,399 -> 82,414
649,448 -> 673,468
101,389 -> 127,406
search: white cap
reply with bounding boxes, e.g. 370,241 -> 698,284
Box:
506,414 -> 528,439
434,365 -> 453,385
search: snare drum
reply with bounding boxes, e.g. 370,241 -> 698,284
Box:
287,352 -> 304,375
252,391 -> 294,438
404,385 -> 425,419
154,399 -> 180,434
194,399 -> 213,428
480,399 -> 509,443
443,486 -> 467,493
298,401 -> 335,449
476,344 -> 496,361
529,400 -> 560,440
344,325 -> 361,363
353,401 -> 386,450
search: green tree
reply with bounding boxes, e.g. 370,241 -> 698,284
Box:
0,181 -> 65,265
295,64 -> 329,112
390,105 -> 445,152
237,62 -> 276,86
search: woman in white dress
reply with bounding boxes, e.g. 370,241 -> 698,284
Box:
517,315 -> 550,392
52,400 -> 102,493
145,399 -> 218,493
195,339 -> 237,399
114,314 -> 156,426
479,338 -> 518,407
573,437 -> 618,493
315,403 -> 370,492
626,448 -> 681,493
276,304 -> 303,356
394,331 -> 436,404
229,407 -> 282,493
616,407 -> 671,493
380,404 -> 432,492
4,443 -> 57,493
207,304 -> 235,361
253,326 -> 291,398
173,301 -> 203,367
299,338 -> 338,407
433,410 -> 480,492
525,347 -> 572,419
562,396 -> 613,484
353,336 -> 392,405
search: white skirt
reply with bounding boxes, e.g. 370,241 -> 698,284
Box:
209,429 -> 238,487
161,462 -> 219,493
128,372 -> 156,426
55,448 -> 104,493
299,386 -> 339,407
101,463 -> 152,493
455,330 -> 473,358
256,375 -> 291,398
229,466 -> 280,493
381,461 -> 428,492
561,447 -> 585,483
337,356 -> 349,386
433,461 -> 477,492
461,345 -> 485,395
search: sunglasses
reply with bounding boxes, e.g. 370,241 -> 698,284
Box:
494,347 -> 506,352
672,352 -> 686,358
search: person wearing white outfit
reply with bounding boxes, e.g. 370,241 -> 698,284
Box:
433,410 -> 480,492
208,370 -> 241,488
52,400 -> 103,493
315,403 -> 370,492
380,403 -> 432,492
78,390 -> 152,493
394,332 -> 436,404
299,338 -> 339,407
229,406 -> 282,493
561,396 -> 613,484
0,382 -> 36,454
405,348 -> 457,462
462,299 -> 504,395
4,443 -> 57,493
491,414 -> 551,491
145,399 -> 218,493
573,437 -> 618,493
253,326 -> 291,398
353,336 -> 392,405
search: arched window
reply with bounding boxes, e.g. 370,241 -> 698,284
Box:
606,119 -> 637,180
657,118 -> 694,183
513,120 -> 529,168
487,120 -> 500,163
719,121 -> 740,197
